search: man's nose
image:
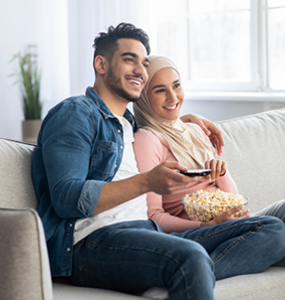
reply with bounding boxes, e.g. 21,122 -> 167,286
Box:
134,63 -> 148,81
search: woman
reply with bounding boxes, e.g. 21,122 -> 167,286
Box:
133,55 -> 285,235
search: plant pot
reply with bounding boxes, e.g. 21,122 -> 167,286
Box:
22,119 -> 42,144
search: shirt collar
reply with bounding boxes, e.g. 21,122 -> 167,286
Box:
85,86 -> 137,131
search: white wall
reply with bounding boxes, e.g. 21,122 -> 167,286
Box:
180,100 -> 285,122
0,0 -> 70,140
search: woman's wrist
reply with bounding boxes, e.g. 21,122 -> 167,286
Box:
200,220 -> 214,227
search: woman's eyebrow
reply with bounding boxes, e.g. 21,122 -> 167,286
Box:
152,84 -> 166,90
152,79 -> 180,90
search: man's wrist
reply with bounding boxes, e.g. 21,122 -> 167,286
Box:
136,172 -> 151,195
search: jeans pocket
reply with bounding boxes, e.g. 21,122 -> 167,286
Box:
78,265 -> 110,289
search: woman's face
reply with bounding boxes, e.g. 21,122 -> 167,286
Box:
147,67 -> 184,121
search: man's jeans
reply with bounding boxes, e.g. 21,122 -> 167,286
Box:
71,216 -> 285,300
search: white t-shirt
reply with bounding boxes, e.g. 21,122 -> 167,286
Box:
73,115 -> 148,245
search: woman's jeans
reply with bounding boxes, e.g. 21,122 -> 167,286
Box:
71,216 -> 285,300
253,198 -> 285,265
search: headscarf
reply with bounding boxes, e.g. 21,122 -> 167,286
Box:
133,55 -> 217,169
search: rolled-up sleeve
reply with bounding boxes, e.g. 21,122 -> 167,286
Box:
41,101 -> 105,219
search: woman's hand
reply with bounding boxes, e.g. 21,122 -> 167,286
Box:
180,114 -> 224,155
200,159 -> 227,182
200,205 -> 250,227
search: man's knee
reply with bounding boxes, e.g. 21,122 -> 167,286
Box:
172,240 -> 214,273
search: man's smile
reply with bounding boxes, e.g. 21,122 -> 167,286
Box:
126,76 -> 144,88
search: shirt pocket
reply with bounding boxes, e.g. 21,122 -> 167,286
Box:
90,140 -> 119,177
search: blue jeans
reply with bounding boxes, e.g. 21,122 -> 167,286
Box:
70,216 -> 285,300
253,199 -> 285,266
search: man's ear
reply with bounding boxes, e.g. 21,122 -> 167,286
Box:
94,55 -> 108,74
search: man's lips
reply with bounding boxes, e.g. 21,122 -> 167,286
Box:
126,76 -> 144,88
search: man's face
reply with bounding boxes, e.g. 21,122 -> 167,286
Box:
106,38 -> 149,103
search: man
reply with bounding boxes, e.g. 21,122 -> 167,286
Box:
32,23 -> 285,300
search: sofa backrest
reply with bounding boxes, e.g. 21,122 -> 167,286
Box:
1,108 -> 285,213
0,138 -> 38,210
218,108 -> 285,212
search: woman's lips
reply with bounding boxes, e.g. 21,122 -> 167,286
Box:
163,103 -> 179,110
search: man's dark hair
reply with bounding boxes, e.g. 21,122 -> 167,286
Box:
92,23 -> 150,72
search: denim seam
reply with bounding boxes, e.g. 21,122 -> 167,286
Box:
78,265 -> 110,284
192,220 -> 263,242
212,222 -> 263,264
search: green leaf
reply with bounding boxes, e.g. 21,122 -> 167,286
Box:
9,47 -> 42,120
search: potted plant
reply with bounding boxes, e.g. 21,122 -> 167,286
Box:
10,45 -> 42,144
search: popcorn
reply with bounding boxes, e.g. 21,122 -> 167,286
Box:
181,189 -> 248,222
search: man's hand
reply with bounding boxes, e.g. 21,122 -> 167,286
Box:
180,114 -> 225,155
200,205 -> 250,227
142,161 -> 196,195
95,161 -> 195,215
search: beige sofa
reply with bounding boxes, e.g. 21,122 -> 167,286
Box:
1,108 -> 285,300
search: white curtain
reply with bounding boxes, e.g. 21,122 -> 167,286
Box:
67,0 -> 152,95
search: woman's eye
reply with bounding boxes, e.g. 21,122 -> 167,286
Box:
173,83 -> 180,89
155,89 -> 165,93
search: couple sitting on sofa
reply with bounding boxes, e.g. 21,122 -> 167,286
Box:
32,23 -> 285,300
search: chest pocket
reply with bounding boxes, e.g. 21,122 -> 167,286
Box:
90,140 -> 119,178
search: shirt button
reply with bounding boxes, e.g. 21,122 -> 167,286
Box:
117,129 -> 121,133
115,164 -> 117,168
120,146 -> 123,149
69,223 -> 73,227
67,248 -> 71,252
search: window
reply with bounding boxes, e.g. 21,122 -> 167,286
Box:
266,0 -> 285,90
148,0 -> 285,93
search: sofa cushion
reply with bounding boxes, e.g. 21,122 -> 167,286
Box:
0,138 -> 38,209
53,277 -> 154,300
214,266 -> 285,300
0,208 -> 52,300
218,108 -> 285,212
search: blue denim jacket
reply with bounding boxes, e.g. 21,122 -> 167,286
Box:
32,87 -> 137,276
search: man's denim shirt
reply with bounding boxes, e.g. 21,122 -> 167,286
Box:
32,87 -> 137,277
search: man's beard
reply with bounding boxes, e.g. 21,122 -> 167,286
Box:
107,67 -> 141,103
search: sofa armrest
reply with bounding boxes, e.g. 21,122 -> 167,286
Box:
0,208 -> 53,300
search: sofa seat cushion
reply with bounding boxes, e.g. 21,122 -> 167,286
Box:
53,277 -> 153,300
214,266 -> 285,300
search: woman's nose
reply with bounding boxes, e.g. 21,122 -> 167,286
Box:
167,89 -> 177,102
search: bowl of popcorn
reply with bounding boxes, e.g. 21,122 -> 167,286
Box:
181,189 -> 248,222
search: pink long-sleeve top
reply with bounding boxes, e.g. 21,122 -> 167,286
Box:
133,127 -> 238,233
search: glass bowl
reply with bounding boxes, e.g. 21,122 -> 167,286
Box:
181,191 -> 248,222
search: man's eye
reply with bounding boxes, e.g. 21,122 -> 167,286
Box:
125,58 -> 134,62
